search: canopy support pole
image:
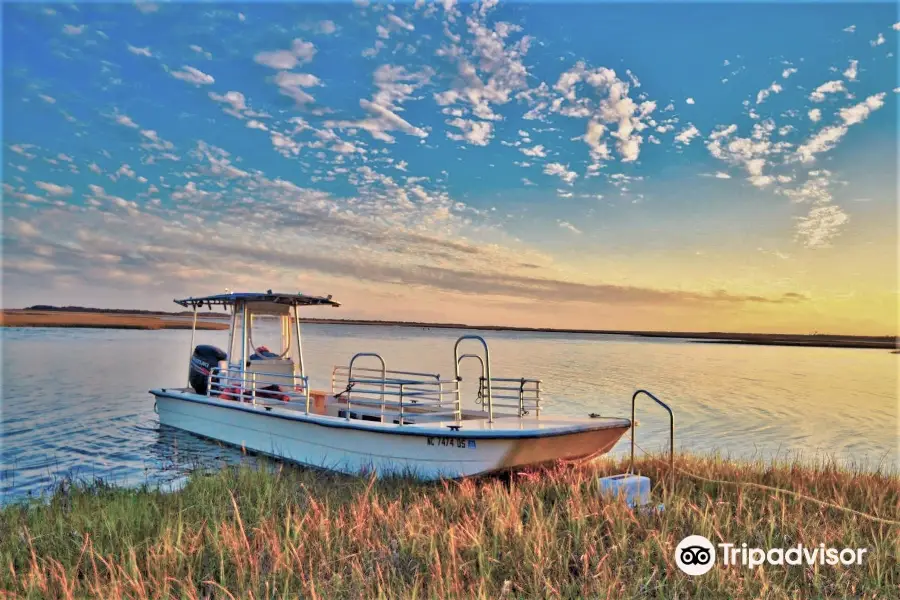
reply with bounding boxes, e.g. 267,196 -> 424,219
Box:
186,305 -> 198,386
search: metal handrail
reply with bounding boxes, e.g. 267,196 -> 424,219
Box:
629,389 -> 675,474
454,336 -> 493,422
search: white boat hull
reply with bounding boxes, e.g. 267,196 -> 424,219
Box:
151,389 -> 631,480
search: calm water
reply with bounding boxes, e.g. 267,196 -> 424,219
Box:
1,325 -> 897,503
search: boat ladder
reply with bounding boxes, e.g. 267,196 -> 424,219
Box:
628,389 -> 675,474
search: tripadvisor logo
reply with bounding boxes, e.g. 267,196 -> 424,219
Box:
675,535 -> 868,575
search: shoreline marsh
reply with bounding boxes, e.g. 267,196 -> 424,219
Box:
2,455 -> 897,599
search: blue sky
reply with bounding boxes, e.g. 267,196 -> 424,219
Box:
2,1 -> 898,334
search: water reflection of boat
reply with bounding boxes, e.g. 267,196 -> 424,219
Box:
150,291 -> 632,480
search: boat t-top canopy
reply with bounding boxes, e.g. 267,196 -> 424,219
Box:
174,291 -> 341,309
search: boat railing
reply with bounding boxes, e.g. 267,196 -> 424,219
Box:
478,376 -> 542,417
332,365 -> 445,404
339,375 -> 461,424
207,366 -> 312,412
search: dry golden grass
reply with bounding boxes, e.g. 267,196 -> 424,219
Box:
1,455 -> 897,599
0,311 -> 227,331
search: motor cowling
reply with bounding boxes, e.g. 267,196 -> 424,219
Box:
189,345 -> 227,395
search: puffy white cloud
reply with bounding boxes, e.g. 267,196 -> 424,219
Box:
756,82 -> 782,104
35,181 -> 73,197
519,144 -> 547,157
808,108 -> 822,122
870,33 -> 885,46
274,71 -> 321,105
843,59 -> 858,81
255,39 -> 316,70
432,7 -> 533,126
674,123 -> 701,145
809,80 -> 845,102
209,90 -> 247,113
549,63 -> 656,164
838,92 -> 886,125
782,67 -> 798,79
796,93 -> 886,162
543,162 -> 577,185
446,118 -> 493,146
171,65 -> 214,85
842,24 -> 856,33
795,125 -> 847,163
685,97 -> 695,105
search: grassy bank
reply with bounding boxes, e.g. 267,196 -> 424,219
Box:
1,456 -> 897,599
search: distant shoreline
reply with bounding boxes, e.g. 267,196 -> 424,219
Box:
1,307 -> 895,349
0,310 -> 228,331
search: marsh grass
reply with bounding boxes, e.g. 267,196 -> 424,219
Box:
1,455 -> 897,599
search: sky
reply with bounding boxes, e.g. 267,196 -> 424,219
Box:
1,1 -> 897,335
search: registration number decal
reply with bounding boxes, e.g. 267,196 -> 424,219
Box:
427,437 -> 476,449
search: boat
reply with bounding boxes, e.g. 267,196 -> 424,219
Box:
149,290 -> 633,480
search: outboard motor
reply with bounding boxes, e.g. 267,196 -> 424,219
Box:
189,345 -> 227,395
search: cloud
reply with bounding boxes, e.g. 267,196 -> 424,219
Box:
8,218 -> 39,238
558,221 -> 582,234
326,65 -> 432,142
446,118 -> 493,146
543,162 -> 577,185
674,123 -> 701,145
842,24 -> 855,33
706,121 -> 787,186
432,5 -> 533,124
755,81 -> 782,104
35,181 -> 73,197
317,20 -> 337,35
63,24 -> 84,35
521,177 -> 536,186
114,113 -> 140,128
127,45 -> 152,57
838,92 -> 886,125
254,38 -> 317,70
795,204 -> 849,248
171,65 -> 214,85
870,33 -> 885,46
842,59 -> 858,81
782,67 -> 798,79
796,93 -> 886,162
209,90 -> 247,113
274,71 -> 321,105
190,44 -> 212,59
519,144 -> 547,157
549,62 -> 656,164
809,80 -> 845,102
714,172 -> 731,179
685,97 -> 695,105
808,108 -> 822,122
